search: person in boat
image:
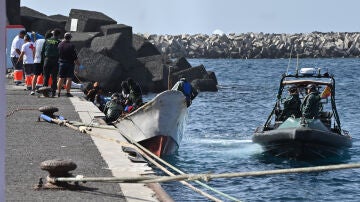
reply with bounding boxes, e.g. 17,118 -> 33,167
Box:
171,77 -> 198,107
103,93 -> 123,123
301,84 -> 322,119
120,80 -> 130,106
126,78 -> 143,111
279,86 -> 301,121
86,82 -> 102,102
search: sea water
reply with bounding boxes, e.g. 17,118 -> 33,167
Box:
145,58 -> 360,201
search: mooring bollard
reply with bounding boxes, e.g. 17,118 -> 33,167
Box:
39,159 -> 77,189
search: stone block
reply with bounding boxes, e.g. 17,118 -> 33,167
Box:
191,79 -> 218,92
76,48 -> 124,92
7,0 -> 21,25
171,64 -> 208,85
71,32 -> 101,51
136,55 -> 168,92
65,9 -> 116,32
20,7 -> 64,35
100,24 -> 132,37
133,34 -> 161,57
48,14 -> 68,28
90,33 -> 136,68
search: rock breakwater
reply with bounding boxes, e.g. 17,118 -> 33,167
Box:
140,32 -> 360,59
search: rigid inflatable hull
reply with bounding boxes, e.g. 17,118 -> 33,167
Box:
253,127 -> 352,159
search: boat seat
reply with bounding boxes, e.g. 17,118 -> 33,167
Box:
318,111 -> 333,119
318,111 -> 333,127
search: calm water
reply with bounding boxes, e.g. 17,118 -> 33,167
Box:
147,58 -> 360,201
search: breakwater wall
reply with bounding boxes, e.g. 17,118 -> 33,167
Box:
140,32 -> 360,59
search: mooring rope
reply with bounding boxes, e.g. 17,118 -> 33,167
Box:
52,162 -> 360,184
117,129 -> 240,202
45,117 -> 226,201
6,107 -> 38,117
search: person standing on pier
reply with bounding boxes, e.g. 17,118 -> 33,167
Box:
10,30 -> 26,84
57,32 -> 81,97
17,34 -> 35,93
42,29 -> 61,97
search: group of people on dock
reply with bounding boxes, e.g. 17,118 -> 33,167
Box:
10,29 -> 81,97
279,84 -> 323,121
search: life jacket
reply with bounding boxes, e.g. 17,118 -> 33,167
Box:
182,81 -> 191,97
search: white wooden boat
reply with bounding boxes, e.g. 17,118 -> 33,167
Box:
115,90 -> 188,156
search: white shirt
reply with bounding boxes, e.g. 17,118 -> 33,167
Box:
10,35 -> 24,58
21,42 -> 35,64
34,38 -> 45,63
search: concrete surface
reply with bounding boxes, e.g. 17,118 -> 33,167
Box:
6,79 -> 171,201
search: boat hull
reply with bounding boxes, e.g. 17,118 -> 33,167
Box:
115,90 -> 188,156
253,119 -> 352,159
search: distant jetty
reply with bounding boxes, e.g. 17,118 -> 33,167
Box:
140,32 -> 360,59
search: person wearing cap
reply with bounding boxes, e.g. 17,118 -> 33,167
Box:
41,28 -> 61,97
103,93 -> 123,123
279,85 -> 301,121
57,32 -> 81,97
171,77 -> 198,107
301,84 -> 322,119
10,30 -> 26,78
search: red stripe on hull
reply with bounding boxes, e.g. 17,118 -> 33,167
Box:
139,135 -> 179,157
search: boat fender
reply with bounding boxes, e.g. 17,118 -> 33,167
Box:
40,114 -> 53,123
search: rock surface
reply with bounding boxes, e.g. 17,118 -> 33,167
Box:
141,32 -> 360,59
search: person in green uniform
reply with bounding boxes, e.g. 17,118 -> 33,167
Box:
301,84 -> 322,119
279,85 -> 301,121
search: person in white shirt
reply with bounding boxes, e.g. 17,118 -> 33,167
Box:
32,31 -> 53,92
10,30 -> 26,71
18,34 -> 35,94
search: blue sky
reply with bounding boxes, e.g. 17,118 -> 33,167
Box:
21,0 -> 360,35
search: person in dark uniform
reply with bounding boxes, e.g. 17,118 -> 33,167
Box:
279,85 -> 301,121
41,29 -> 61,97
301,84 -> 322,119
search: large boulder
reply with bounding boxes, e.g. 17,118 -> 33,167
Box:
71,32 -> 101,51
191,79 -> 218,92
169,56 -> 191,73
170,64 -> 218,91
65,9 -> 117,32
136,55 -> 168,92
6,0 -> 21,25
100,24 -> 132,37
76,48 -> 124,92
133,34 -> 161,57
48,14 -> 68,28
171,64 -> 208,82
90,33 -> 136,69
20,7 -> 64,35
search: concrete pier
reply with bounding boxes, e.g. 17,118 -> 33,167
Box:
6,79 -> 172,201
